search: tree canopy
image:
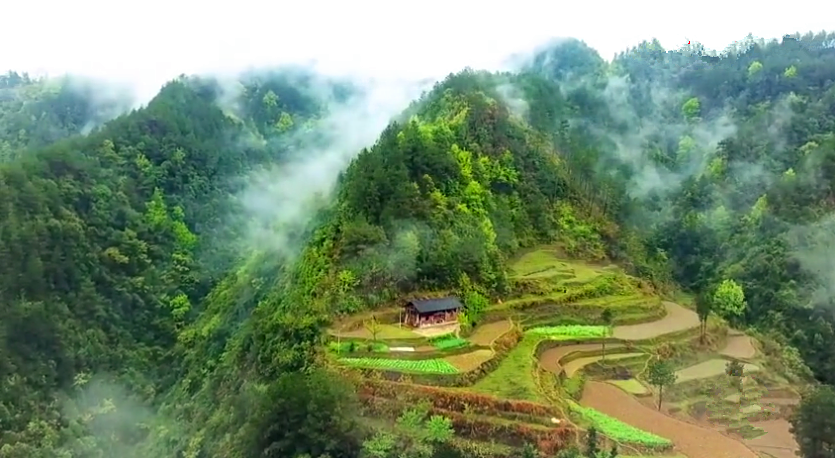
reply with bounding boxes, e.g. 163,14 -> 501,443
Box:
1,31 -> 835,457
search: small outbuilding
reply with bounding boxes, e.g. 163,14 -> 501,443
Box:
403,296 -> 463,328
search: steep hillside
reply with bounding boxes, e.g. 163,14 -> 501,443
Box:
0,71 -> 343,457
0,71 -> 127,161
2,31 -> 835,458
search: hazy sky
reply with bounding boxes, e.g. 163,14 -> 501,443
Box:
2,0 -> 833,100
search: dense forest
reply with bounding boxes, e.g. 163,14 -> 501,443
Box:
1,31 -> 835,457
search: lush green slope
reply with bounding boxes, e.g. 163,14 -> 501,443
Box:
543,33 -> 835,384
0,71 -> 341,457
2,31 -> 835,458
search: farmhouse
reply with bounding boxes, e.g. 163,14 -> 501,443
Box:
403,296 -> 463,328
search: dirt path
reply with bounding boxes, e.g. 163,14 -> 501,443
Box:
581,381 -> 759,458
539,343 -> 624,373
469,319 -> 513,346
613,301 -> 699,340
720,334 -> 757,359
745,420 -> 799,458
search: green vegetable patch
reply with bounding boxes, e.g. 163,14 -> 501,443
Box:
430,333 -> 470,350
570,403 -> 672,448
525,325 -> 611,340
340,357 -> 459,374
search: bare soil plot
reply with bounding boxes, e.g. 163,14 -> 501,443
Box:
744,420 -> 799,458
564,353 -> 644,378
607,379 -> 649,395
468,319 -> 513,346
581,381 -> 759,458
330,323 -> 420,340
675,359 -> 760,384
720,335 -> 757,359
612,302 -> 699,340
444,349 -> 494,372
538,343 -> 624,373
412,323 -> 460,338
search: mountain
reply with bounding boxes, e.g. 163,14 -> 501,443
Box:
1,31 -> 835,458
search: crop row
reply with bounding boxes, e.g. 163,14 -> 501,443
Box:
359,379 -> 565,420
525,325 -> 611,340
430,334 -> 469,350
569,403 -> 671,448
340,357 -> 459,374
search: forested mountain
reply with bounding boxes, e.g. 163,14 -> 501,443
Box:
2,31 -> 835,458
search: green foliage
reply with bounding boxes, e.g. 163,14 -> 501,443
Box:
748,60 -> 764,77
340,357 -> 459,374
361,404 -> 454,458
430,334 -> 470,350
681,97 -> 701,121
570,403 -> 672,448
584,427 -> 599,458
526,325 -> 611,339
790,385 -> 835,458
646,359 -> 677,410
712,279 -> 746,319
6,29 -> 835,458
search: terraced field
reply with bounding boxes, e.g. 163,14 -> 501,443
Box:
675,359 -> 761,384
329,246 -> 803,458
581,382 -> 759,458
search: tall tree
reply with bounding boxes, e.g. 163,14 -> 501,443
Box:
647,359 -> 678,410
790,385 -> 835,458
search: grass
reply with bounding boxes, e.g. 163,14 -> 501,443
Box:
607,379 -> 649,395
510,247 -> 604,281
570,402 -> 672,448
727,424 -> 767,439
430,333 -> 469,350
526,325 -> 611,340
471,336 -> 543,401
340,357 -> 459,374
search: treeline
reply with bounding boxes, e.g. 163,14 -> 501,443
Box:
2,31 -> 835,458
0,71 -> 336,456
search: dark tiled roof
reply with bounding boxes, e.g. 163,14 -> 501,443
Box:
407,296 -> 463,313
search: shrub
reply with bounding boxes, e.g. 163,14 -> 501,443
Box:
359,379 -> 565,420
359,394 -> 574,455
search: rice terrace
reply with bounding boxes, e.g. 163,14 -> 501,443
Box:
327,246 -> 804,458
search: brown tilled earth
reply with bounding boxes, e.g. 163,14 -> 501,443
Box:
444,349 -> 494,372
581,381 -> 759,458
720,335 -> 757,359
745,420 -> 799,458
612,301 -> 700,340
538,343 -> 625,373
468,319 -> 513,346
